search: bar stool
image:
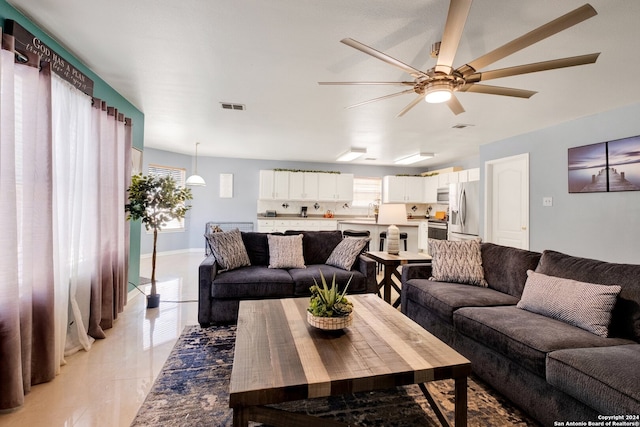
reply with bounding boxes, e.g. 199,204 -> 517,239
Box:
342,229 -> 370,252
378,231 -> 408,272
379,231 -> 408,251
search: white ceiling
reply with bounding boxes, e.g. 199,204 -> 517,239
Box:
8,0 -> 640,167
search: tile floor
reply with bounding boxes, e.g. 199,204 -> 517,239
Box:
0,252 -> 203,427
0,252 -> 397,427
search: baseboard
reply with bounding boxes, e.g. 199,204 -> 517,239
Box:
140,248 -> 205,259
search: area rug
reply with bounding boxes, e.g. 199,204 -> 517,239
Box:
131,325 -> 540,426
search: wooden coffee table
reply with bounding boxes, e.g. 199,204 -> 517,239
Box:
229,294 -> 471,427
365,251 -> 432,308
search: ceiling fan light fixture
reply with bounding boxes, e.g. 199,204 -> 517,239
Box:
394,152 -> 434,165
424,81 -> 453,104
337,147 -> 366,162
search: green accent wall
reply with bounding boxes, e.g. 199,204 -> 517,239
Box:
0,0 -> 144,290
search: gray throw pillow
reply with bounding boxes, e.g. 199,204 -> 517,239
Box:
204,228 -> 250,272
517,270 -> 621,337
267,234 -> 306,269
428,238 -> 487,287
326,237 -> 370,271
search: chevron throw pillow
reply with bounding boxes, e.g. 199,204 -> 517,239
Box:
517,270 -> 621,337
429,238 -> 487,287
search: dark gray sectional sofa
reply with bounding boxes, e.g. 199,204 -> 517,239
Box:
401,243 -> 640,425
199,230 -> 377,326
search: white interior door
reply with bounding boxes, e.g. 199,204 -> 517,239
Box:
484,153 -> 530,249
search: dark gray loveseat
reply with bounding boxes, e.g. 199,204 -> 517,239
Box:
199,230 -> 377,326
401,243 -> 640,425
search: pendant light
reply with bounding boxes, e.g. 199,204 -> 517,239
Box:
186,142 -> 206,186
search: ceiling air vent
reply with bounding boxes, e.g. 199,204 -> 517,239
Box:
451,123 -> 474,129
220,102 -> 245,111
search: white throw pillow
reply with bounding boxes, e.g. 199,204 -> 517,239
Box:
267,234 -> 306,269
517,270 -> 621,337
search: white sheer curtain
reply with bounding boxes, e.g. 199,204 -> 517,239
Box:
0,37 -> 131,410
51,75 -> 96,356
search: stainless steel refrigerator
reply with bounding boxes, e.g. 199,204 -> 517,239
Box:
448,181 -> 480,241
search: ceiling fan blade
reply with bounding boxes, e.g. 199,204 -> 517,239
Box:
341,38 -> 428,79
447,95 -> 465,115
318,81 -> 415,86
347,89 -> 416,110
464,53 -> 600,83
396,94 -> 426,117
435,0 -> 473,75
459,4 -> 597,76
459,83 -> 537,98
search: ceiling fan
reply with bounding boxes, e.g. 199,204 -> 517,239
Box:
319,2 -> 599,116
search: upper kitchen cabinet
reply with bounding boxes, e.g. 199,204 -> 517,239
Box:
318,173 -> 354,201
259,170 -> 289,200
288,172 -> 319,201
423,176 -> 439,203
467,168 -> 480,182
383,176 -> 424,203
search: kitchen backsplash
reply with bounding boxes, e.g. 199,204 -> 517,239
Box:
257,200 -> 448,218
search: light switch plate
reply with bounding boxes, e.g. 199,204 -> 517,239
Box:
543,197 -> 553,207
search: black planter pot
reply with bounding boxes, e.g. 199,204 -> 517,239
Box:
147,293 -> 161,309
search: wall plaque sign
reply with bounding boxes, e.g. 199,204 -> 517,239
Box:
6,20 -> 94,96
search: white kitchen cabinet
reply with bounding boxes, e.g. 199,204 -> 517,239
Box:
318,173 -> 354,201
259,170 -> 290,200
383,176 -> 424,203
288,172 -> 319,200
423,176 -> 439,203
457,170 -> 469,183
467,168 -> 480,182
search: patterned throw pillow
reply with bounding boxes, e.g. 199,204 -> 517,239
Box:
517,270 -> 621,337
204,228 -> 251,272
267,234 -> 306,269
326,237 -> 370,271
429,238 -> 487,287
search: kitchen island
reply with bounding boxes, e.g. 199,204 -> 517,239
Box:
338,219 -> 425,253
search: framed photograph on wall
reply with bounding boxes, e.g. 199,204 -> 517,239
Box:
568,142 -> 607,193
607,136 -> 640,192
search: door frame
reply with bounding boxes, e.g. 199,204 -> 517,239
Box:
484,153 -> 530,249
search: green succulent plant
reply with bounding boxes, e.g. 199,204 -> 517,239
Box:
308,271 -> 353,318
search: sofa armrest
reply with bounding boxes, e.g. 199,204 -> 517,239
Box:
401,263 -> 433,283
354,254 -> 378,294
198,255 -> 218,327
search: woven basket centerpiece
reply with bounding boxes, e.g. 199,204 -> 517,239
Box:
307,271 -> 354,331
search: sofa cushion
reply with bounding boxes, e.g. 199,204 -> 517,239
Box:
286,230 -> 343,265
453,306 -> 634,377
211,265 -> 294,299
205,228 -> 251,271
535,250 -> 640,342
404,279 -> 519,324
241,232 -> 270,266
325,237 -> 369,271
517,270 -> 621,337
267,234 -> 306,269
547,344 -> 640,415
289,264 -> 367,296
481,243 -> 541,297
428,238 -> 487,287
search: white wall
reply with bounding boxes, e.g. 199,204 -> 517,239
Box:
479,102 -> 640,264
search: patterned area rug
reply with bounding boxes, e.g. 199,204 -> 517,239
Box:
131,325 -> 540,426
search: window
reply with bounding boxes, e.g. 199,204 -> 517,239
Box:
352,176 -> 382,208
148,164 -> 187,231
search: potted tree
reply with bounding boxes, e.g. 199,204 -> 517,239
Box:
125,174 -> 193,308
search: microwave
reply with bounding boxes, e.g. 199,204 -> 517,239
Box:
436,187 -> 449,203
